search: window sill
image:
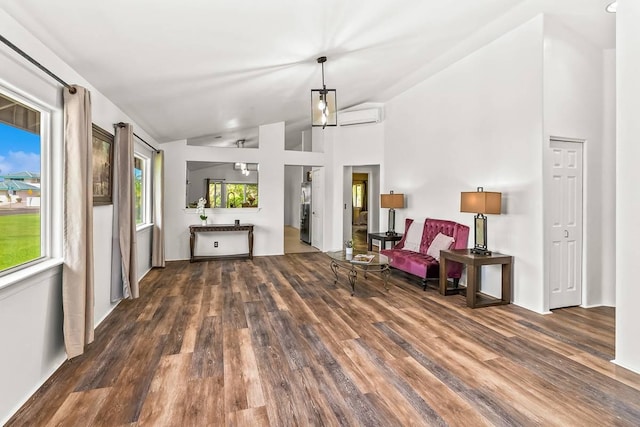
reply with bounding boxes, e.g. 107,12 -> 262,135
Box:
136,223 -> 154,233
0,258 -> 65,295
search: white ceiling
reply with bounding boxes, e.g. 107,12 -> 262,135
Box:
0,0 -> 615,149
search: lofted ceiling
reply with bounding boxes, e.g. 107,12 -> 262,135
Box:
0,0 -> 615,149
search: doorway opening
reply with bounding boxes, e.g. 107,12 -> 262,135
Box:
343,165 -> 380,252
351,173 -> 369,250
283,164 -> 321,254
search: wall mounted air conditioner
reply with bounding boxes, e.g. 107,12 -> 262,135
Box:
338,108 -> 381,126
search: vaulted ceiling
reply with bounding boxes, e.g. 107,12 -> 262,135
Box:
0,0 -> 615,148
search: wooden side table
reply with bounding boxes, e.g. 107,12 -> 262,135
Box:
439,249 -> 512,308
368,232 -> 403,251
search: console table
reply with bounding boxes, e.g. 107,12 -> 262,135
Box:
189,224 -> 254,262
439,249 -> 512,308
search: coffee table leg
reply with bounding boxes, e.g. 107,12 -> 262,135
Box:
381,265 -> 391,291
330,260 -> 340,284
348,267 -> 357,296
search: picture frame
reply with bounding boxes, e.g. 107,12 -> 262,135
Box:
92,124 -> 113,205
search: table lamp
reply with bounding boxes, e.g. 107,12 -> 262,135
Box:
460,187 -> 501,255
381,191 -> 405,236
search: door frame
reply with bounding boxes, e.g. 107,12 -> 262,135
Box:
543,136 -> 586,312
311,167 -> 324,250
342,165 -> 380,246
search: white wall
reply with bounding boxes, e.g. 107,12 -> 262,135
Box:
542,16 -> 610,310
616,0 -> 640,374
320,121 -> 385,251
384,16 -> 545,311
163,122 -> 325,259
0,10 -> 159,424
601,48 -> 616,307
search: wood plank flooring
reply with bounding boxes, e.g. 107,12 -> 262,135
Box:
283,226 -> 319,254
8,253 -> 640,426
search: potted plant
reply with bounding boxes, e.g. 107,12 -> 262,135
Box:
345,240 -> 353,255
196,197 -> 208,225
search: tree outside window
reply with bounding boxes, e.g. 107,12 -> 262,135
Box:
207,181 -> 258,208
134,156 -> 144,225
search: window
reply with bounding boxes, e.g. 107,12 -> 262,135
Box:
0,90 -> 45,274
133,154 -> 149,226
207,180 -> 223,208
352,183 -> 363,208
207,181 -> 259,208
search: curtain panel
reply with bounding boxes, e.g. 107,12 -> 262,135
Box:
152,150 -> 165,267
114,123 -> 139,299
62,85 -> 94,359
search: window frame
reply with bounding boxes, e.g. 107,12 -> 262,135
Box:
0,85 -> 53,279
133,152 -> 151,228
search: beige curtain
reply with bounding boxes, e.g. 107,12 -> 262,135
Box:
62,85 -> 94,359
115,123 -> 139,299
151,150 -> 165,267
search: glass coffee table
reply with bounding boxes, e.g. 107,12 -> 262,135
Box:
326,250 -> 391,296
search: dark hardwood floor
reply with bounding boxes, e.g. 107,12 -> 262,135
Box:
8,253 -> 640,426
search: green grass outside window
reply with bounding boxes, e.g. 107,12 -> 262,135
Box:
0,213 -> 41,271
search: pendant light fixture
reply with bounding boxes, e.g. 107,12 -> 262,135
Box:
311,56 -> 337,128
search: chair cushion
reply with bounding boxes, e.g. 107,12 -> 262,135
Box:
402,220 -> 424,252
426,232 -> 455,261
381,249 -> 438,278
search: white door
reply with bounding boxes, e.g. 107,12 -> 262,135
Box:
311,168 -> 324,250
548,139 -> 583,309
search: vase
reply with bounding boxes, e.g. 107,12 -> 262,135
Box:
201,219 -> 207,226
346,247 -> 353,255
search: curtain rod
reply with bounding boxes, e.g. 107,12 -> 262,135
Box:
115,122 -> 159,152
0,35 -> 161,153
0,34 -> 76,94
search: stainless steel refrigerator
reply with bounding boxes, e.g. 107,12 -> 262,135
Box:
300,182 -> 312,244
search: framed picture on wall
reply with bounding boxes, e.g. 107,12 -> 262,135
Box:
92,124 -> 113,205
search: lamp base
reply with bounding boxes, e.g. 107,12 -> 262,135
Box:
387,208 -> 396,236
470,247 -> 492,256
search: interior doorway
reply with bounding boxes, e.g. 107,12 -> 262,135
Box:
343,165 -> 380,251
283,164 -> 320,254
351,172 -> 369,250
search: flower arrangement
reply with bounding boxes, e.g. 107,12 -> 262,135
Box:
196,197 -> 207,221
345,240 -> 354,255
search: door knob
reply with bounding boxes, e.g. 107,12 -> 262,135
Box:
564,230 -> 569,238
